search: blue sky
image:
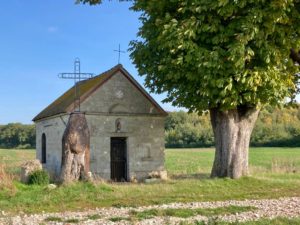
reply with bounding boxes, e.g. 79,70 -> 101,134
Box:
0,0 -> 179,124
2,1 -> 299,124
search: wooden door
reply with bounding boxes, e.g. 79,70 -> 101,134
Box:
110,137 -> 127,181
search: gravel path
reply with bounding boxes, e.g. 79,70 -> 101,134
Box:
0,197 -> 299,225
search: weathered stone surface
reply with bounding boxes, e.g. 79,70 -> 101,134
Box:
159,170 -> 168,180
35,70 -> 166,182
20,160 -> 42,183
148,170 -> 168,180
60,113 -> 90,183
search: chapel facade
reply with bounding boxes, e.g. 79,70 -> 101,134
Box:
33,64 -> 167,181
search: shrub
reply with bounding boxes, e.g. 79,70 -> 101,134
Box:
28,170 -> 49,185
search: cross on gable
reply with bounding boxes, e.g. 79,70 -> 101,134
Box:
58,58 -> 94,112
114,44 -> 125,64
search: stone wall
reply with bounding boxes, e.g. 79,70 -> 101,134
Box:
80,71 -> 161,115
87,115 -> 165,180
35,115 -> 68,179
35,70 -> 166,181
36,114 -> 165,181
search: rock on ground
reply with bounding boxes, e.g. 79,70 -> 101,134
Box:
20,160 -> 42,184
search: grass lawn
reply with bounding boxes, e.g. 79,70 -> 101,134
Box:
0,148 -> 299,214
166,147 -> 300,177
0,149 -> 35,175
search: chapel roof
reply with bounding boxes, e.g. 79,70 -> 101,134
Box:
33,64 -> 167,121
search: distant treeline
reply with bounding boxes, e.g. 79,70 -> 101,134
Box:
165,105 -> 300,148
1,105 -> 300,149
0,124 -> 35,149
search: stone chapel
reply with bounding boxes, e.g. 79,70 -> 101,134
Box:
33,64 -> 167,181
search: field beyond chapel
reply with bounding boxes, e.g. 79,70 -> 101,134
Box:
0,148 -> 300,214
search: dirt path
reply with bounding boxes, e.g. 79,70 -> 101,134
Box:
0,197 -> 299,225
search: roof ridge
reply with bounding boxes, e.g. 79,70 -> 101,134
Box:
95,64 -> 122,78
78,64 -> 123,85
32,64 -> 167,122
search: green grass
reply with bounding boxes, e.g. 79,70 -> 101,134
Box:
44,216 -> 63,222
65,218 -> 80,223
130,206 -> 255,220
0,148 -> 299,214
166,147 -> 300,177
109,216 -> 129,222
44,216 -> 80,223
0,149 -> 35,175
87,214 -> 101,220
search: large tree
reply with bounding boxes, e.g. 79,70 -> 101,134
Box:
79,0 -> 300,178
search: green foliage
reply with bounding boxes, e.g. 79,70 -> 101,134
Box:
0,123 -> 35,149
165,111 -> 214,148
77,0 -> 300,179
166,105 -> 300,147
76,0 -> 300,111
130,1 -> 300,112
251,105 -> 300,146
28,170 -> 50,185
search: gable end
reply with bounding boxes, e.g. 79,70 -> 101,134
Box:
33,64 -> 167,122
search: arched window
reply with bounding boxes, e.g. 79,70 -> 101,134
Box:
41,133 -> 46,164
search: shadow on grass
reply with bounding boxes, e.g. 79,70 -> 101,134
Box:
170,173 -> 210,180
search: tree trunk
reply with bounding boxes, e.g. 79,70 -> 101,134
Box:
290,48 -> 300,64
60,113 -> 91,183
210,106 -> 260,179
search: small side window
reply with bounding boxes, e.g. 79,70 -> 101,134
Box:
41,133 -> 46,164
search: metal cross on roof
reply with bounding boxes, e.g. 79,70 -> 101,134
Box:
114,44 -> 125,64
58,58 -> 94,112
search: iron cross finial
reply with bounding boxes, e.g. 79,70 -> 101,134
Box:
58,58 -> 94,112
114,44 -> 125,64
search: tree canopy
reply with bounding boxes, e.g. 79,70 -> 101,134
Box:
165,106 -> 300,148
0,123 -> 35,149
79,0 -> 300,112
77,0 -> 300,178
130,1 -> 300,112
